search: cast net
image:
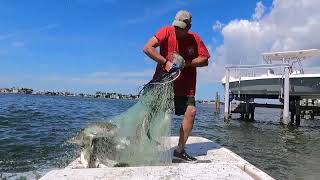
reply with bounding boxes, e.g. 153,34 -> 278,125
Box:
70,53 -> 184,167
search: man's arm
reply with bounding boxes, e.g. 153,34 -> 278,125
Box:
185,33 -> 210,68
185,56 -> 209,67
143,37 -> 173,71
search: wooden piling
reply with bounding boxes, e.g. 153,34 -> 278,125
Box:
215,92 -> 220,112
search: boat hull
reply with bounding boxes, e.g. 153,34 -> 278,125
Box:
224,77 -> 320,98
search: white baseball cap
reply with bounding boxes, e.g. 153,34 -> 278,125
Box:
172,10 -> 192,29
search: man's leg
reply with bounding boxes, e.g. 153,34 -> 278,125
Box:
173,96 -> 197,161
177,105 -> 196,153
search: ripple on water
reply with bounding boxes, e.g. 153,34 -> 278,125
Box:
1,95 -> 320,179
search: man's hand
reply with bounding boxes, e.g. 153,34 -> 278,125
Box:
185,56 -> 209,68
164,61 -> 180,72
164,61 -> 173,72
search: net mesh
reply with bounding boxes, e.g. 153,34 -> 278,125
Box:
112,83 -> 174,166
70,53 -> 184,167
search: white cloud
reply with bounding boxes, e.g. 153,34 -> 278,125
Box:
1,24 -> 58,38
118,69 -> 154,78
212,20 -> 224,31
89,71 -> 112,77
90,69 -> 153,78
37,24 -> 59,31
41,68 -> 154,87
252,1 -> 265,20
200,0 -> 320,83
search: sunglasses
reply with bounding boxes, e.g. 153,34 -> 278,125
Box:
183,20 -> 192,29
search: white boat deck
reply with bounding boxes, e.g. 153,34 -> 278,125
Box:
40,136 -> 274,180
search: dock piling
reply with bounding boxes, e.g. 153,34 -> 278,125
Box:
289,99 -> 296,125
245,98 -> 250,120
282,66 -> 290,125
215,92 -> 220,112
250,110 -> 255,121
224,69 -> 230,121
296,99 -> 301,126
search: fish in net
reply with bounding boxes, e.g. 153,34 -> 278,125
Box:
69,53 -> 185,167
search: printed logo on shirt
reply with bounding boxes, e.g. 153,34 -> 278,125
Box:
187,47 -> 194,56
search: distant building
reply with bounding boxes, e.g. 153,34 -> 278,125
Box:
12,87 -> 19,93
0,88 -> 10,93
1,86 -> 138,100
20,88 -> 33,94
110,93 -> 119,99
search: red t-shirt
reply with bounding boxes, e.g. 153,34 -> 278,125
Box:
153,26 -> 210,96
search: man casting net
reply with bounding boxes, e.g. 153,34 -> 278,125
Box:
69,53 -> 185,167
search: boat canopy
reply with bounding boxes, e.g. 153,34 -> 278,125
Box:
262,49 -> 320,62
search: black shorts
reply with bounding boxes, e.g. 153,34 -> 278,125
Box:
174,96 -> 196,116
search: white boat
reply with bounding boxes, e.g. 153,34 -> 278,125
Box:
40,136 -> 274,180
222,49 -> 320,99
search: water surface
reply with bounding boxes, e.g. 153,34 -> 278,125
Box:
1,94 -> 320,179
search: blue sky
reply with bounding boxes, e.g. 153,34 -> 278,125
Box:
0,0 -> 274,100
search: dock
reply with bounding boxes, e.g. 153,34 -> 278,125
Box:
40,136 -> 273,180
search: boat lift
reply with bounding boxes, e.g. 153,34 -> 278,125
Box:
223,49 -> 320,126
224,64 -> 291,125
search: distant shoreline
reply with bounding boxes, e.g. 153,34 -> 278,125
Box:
0,87 -> 219,103
0,87 -> 139,100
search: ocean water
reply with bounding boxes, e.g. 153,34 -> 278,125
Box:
1,94 -> 320,179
